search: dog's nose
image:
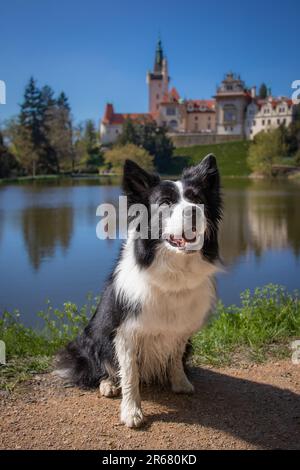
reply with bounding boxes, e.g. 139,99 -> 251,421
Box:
181,230 -> 197,243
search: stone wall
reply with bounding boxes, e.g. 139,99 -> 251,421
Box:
169,133 -> 242,148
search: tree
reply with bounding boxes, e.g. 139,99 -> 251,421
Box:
118,119 -> 140,146
18,77 -> 44,175
258,83 -> 268,99
5,117 -> 39,176
39,84 -> 59,173
104,143 -> 154,172
247,128 -> 287,176
43,91 -> 74,172
118,119 -> 174,172
0,130 -> 20,178
83,120 -> 103,168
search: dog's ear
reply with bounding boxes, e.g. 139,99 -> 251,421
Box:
123,160 -> 160,203
183,154 -> 220,191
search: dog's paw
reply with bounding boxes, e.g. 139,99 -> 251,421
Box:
171,377 -> 195,394
120,405 -> 145,428
99,379 -> 120,398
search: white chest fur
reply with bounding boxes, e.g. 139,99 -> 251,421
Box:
114,239 -> 218,381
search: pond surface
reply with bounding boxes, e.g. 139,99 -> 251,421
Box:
0,177 -> 299,326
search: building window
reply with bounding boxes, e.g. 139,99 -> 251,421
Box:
253,120 -> 256,125
277,119 -> 280,125
156,94 -> 160,100
208,123 -> 211,130
166,106 -> 176,116
262,120 -> 265,125
283,118 -> 286,124
268,119 -> 271,125
195,116 -> 198,121
169,120 -> 178,130
223,104 -> 237,123
208,116 -> 211,121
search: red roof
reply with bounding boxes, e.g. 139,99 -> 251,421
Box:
254,97 -> 293,110
170,87 -> 180,101
102,103 -> 153,125
161,87 -> 181,104
186,99 -> 216,111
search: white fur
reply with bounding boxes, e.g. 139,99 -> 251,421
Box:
114,230 -> 220,427
162,180 -> 206,252
113,180 -> 220,427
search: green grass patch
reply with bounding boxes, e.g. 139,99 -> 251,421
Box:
173,140 -> 251,176
0,285 -> 299,390
192,284 -> 300,366
0,297 -> 96,390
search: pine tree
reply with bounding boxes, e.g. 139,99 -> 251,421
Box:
39,84 -> 59,173
259,83 -> 268,99
83,120 -> 102,168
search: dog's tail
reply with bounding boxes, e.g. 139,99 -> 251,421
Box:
55,334 -> 108,388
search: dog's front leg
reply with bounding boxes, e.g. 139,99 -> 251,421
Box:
169,340 -> 195,394
115,332 -> 144,428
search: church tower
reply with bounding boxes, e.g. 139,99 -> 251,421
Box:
147,39 -> 169,115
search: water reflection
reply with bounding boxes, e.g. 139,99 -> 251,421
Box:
220,180 -> 300,265
22,206 -> 74,269
0,178 -> 299,323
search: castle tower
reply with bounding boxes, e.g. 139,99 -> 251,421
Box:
147,39 -> 169,115
214,72 -> 250,137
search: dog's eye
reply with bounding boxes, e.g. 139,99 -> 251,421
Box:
184,188 -> 201,203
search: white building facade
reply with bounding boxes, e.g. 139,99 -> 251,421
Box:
245,96 -> 295,139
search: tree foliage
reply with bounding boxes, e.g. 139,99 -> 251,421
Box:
117,119 -> 174,172
2,78 -> 102,177
104,143 -> 154,172
258,83 -> 268,99
0,130 -> 20,178
247,128 -> 287,176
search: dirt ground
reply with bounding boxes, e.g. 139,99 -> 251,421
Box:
0,359 -> 299,450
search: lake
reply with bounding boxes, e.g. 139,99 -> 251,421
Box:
0,177 -> 300,326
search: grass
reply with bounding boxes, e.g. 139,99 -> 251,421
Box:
0,285 -> 299,391
192,284 -> 300,366
0,297 -> 96,391
173,140 -> 251,176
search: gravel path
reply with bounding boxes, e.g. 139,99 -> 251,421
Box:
0,359 -> 299,450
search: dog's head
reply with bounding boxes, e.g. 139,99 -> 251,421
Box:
123,155 -> 222,265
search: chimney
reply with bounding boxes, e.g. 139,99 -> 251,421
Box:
251,86 -> 256,98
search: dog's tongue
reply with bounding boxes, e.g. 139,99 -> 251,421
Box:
170,234 -> 186,247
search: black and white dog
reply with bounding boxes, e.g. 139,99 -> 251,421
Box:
56,154 -> 222,428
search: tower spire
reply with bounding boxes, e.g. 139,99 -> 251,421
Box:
154,38 -> 163,73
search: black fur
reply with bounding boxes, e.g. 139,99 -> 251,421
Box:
56,278 -> 141,387
56,156 -> 222,388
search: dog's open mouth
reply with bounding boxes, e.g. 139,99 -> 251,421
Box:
166,232 -> 197,248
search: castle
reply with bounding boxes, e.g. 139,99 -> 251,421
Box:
100,40 -> 295,145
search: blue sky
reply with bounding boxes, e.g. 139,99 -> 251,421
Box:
0,0 -> 299,126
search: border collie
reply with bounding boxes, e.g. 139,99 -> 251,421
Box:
56,154 -> 222,428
